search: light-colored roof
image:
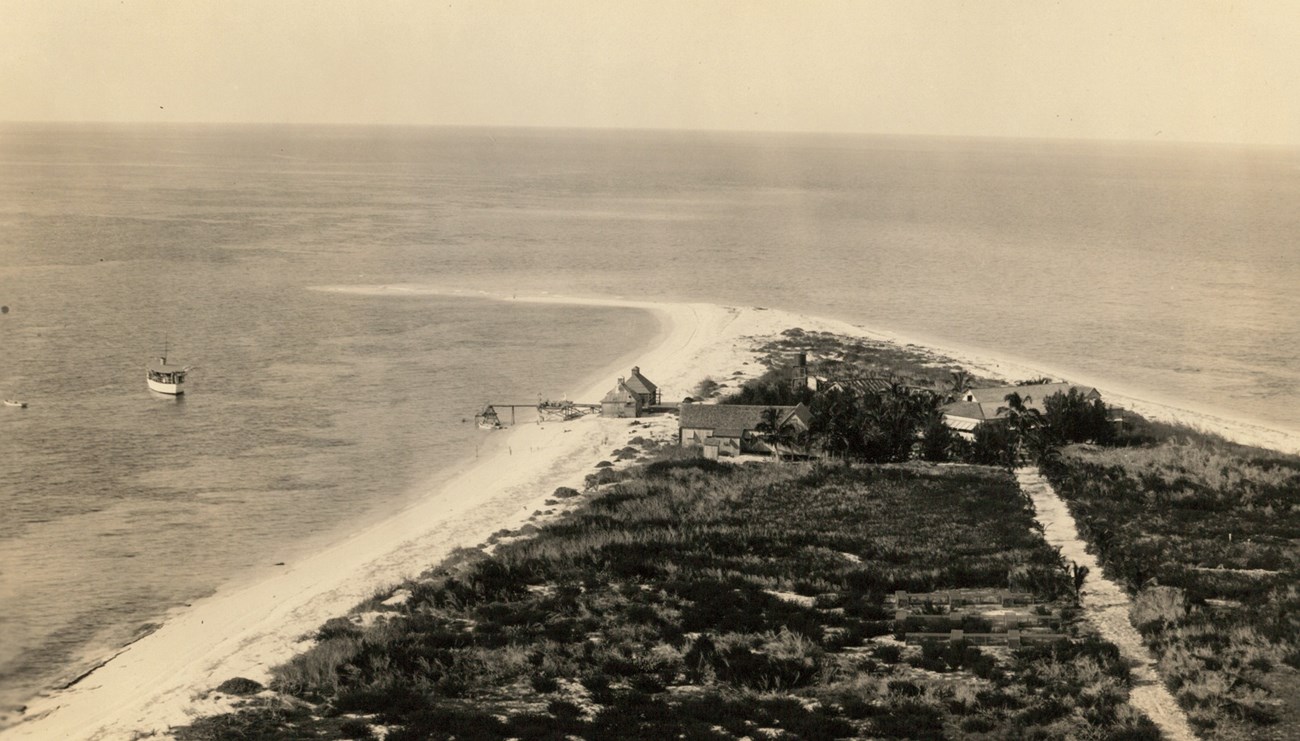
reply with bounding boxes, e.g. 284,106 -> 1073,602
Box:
943,383 -> 1101,422
944,417 -> 981,431
964,383 -> 1098,407
679,402 -> 810,432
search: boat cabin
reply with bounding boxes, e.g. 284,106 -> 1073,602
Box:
147,357 -> 188,394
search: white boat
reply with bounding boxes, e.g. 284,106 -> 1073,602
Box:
147,353 -> 191,395
3,399 -> 26,408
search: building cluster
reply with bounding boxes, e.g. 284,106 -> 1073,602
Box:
599,365 -> 814,460
937,382 -> 1102,439
599,359 -> 1108,461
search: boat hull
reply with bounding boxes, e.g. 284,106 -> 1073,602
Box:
147,378 -> 184,395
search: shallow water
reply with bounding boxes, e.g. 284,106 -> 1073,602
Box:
0,220 -> 656,709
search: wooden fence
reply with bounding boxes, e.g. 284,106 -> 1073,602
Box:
895,611 -> 1060,631
903,629 -> 1064,647
890,589 -> 1039,608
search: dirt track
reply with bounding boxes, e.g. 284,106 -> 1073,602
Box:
1017,467 -> 1198,741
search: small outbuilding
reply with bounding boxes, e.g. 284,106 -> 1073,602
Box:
601,380 -> 644,418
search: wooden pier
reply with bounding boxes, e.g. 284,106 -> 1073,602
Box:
475,400 -> 600,428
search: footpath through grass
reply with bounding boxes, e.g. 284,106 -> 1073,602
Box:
179,458 -> 1160,740
1044,441 -> 1300,740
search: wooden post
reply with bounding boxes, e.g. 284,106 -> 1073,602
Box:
1007,630 -> 1021,648
950,629 -> 964,644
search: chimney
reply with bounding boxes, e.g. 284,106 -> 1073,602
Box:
631,366 -> 640,375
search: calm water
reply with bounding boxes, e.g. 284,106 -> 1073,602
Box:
1,124 -> 1297,713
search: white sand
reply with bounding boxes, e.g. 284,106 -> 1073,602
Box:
10,290 -> 1298,740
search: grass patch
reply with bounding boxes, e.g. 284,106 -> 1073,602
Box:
1044,440 -> 1300,738
177,456 -> 1159,739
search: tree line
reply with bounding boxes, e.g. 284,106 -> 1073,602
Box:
729,376 -> 1114,466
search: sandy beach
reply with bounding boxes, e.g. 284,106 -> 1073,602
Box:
10,290 -> 1300,740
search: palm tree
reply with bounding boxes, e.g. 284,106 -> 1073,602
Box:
808,388 -> 858,460
948,370 -> 974,401
1000,392 -> 1047,465
756,407 -> 800,461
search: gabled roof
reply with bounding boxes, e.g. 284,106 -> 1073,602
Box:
963,383 -> 1099,407
624,367 -> 657,395
602,381 -> 639,404
820,377 -> 896,394
939,400 -> 990,421
942,383 -> 1102,422
679,402 -> 810,432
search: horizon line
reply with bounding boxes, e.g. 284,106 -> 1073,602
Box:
2,119 -> 1295,151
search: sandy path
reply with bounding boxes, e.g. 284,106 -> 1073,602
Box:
1017,467 -> 1198,741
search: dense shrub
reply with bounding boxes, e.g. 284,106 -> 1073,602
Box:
214,677 -> 264,696
871,701 -> 946,739
1041,389 -> 1114,445
1130,586 -> 1187,632
337,719 -> 374,739
970,422 -> 1015,468
919,416 -> 955,462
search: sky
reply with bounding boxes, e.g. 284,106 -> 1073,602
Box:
3,0 -> 1299,146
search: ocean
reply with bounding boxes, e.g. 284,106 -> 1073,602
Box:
0,123 -> 1296,715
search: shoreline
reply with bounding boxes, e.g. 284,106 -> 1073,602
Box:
10,291 -> 1299,739
755,307 -> 1300,456
8,295 -> 750,740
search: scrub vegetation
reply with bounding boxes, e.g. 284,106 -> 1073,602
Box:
177,454 -> 1159,740
1043,440 -> 1300,739
172,328 -> 1297,739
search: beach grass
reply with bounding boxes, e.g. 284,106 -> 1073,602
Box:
1043,439 -> 1300,738
177,454 -> 1160,740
